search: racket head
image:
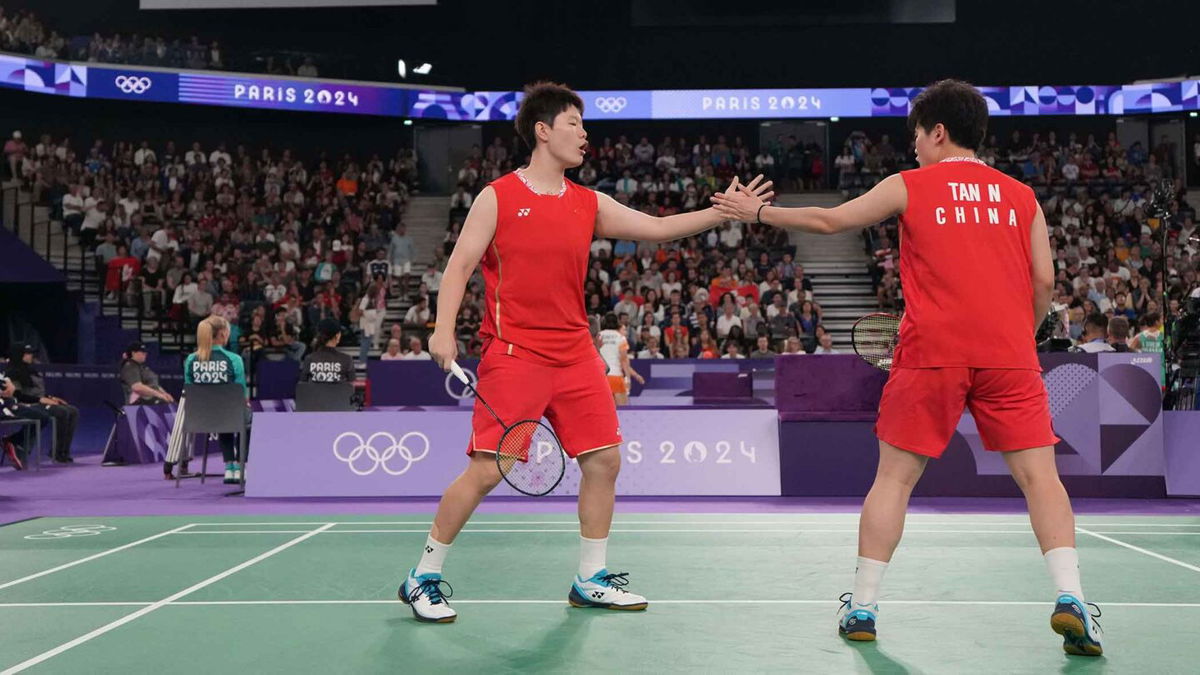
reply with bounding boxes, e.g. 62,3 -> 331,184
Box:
495,419 -> 566,497
851,312 -> 902,371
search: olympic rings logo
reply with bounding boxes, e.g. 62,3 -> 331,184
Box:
332,431 -> 430,476
115,75 -> 152,94
594,96 -> 627,114
444,367 -> 477,400
25,524 -> 117,540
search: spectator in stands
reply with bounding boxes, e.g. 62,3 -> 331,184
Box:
187,274 -> 215,325
813,332 -> 840,354
749,334 -> 775,358
404,295 -> 431,325
783,336 -> 804,355
183,315 -> 249,484
105,243 -> 140,302
1071,313 -> 1114,353
389,223 -> 414,291
119,342 -> 174,405
6,344 -> 77,463
636,335 -> 665,359
269,310 -> 306,362
715,302 -> 742,339
721,340 -> 745,359
402,336 -> 433,360
381,338 -> 404,360
5,130 -> 25,179
300,318 -> 354,383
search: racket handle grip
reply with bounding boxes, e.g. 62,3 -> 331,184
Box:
449,361 -> 470,385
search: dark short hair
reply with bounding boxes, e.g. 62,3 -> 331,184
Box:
1107,316 -> 1130,340
907,79 -> 988,150
1140,312 -> 1160,328
515,81 -> 584,148
602,312 -> 620,330
1084,312 -> 1108,334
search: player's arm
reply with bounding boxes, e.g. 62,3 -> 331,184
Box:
429,186 -> 497,370
620,339 -> 644,384
1030,202 -> 1055,332
594,175 -> 774,243
711,173 -> 907,235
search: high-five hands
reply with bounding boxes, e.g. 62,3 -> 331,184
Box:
712,175 -> 773,223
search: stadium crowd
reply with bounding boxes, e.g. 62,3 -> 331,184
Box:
6,122 -> 443,367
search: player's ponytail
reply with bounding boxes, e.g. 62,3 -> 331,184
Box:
196,315 -> 229,362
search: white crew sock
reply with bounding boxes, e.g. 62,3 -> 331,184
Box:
579,536 -> 608,579
415,535 -> 452,577
1044,547 -> 1084,604
852,556 -> 889,608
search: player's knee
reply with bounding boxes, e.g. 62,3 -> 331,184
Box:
466,454 -> 503,493
581,446 -> 621,482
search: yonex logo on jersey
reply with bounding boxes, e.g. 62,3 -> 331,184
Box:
517,208 -> 531,217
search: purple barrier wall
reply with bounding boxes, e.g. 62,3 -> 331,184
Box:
365,358 -> 776,408
1164,411 -> 1200,497
108,399 -> 293,464
778,352 -> 1174,497
246,408 -> 780,498
775,354 -> 888,421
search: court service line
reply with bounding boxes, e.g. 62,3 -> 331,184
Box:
0,523 -> 336,675
3,599 -> 1200,608
1077,526 -> 1200,574
0,524 -> 196,592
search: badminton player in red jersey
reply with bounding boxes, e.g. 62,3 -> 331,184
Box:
397,82 -> 773,623
713,80 -> 1102,656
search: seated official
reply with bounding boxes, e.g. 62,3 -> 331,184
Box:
119,342 -> 175,405
300,318 -> 356,383
6,344 -> 77,463
1,374 -> 53,470
183,315 -> 251,485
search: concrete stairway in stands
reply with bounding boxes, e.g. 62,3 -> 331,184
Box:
776,191 -> 876,349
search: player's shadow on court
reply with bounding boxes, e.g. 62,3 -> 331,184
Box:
1059,655 -> 1109,673
492,607 -> 610,670
849,641 -> 918,674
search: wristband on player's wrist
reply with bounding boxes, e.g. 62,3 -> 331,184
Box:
756,203 -> 768,225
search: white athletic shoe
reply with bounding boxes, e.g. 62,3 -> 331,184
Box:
568,569 -> 648,610
398,569 -> 457,623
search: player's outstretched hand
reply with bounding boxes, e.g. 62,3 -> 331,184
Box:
429,329 -> 458,372
711,174 -> 773,222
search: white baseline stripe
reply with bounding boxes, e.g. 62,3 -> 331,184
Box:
172,528 -> 1200,537
2,599 -> 1200,608
0,525 -> 195,591
187,520 -> 1200,527
1077,526 -> 1200,574
0,524 -> 336,675
175,528 -> 1043,535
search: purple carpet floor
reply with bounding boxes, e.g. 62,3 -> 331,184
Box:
2,456 -> 1198,526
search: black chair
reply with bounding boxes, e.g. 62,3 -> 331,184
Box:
294,381 -> 356,412
180,383 -> 249,494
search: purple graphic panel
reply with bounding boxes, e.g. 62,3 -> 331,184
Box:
1163,412 -> 1200,497
246,409 -> 780,498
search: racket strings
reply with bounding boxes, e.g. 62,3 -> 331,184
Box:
498,420 -> 565,496
852,314 -> 902,370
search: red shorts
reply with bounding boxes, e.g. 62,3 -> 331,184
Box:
466,345 -> 622,459
875,367 -> 1059,458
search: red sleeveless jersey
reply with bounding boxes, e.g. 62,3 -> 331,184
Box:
478,172 -> 598,366
892,158 -> 1041,370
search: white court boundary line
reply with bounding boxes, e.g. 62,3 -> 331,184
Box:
0,524 -> 195,592
1077,526 -> 1200,574
169,528 -> 1200,536
2,599 -> 1200,608
0,523 -> 335,675
187,519 -> 1200,527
